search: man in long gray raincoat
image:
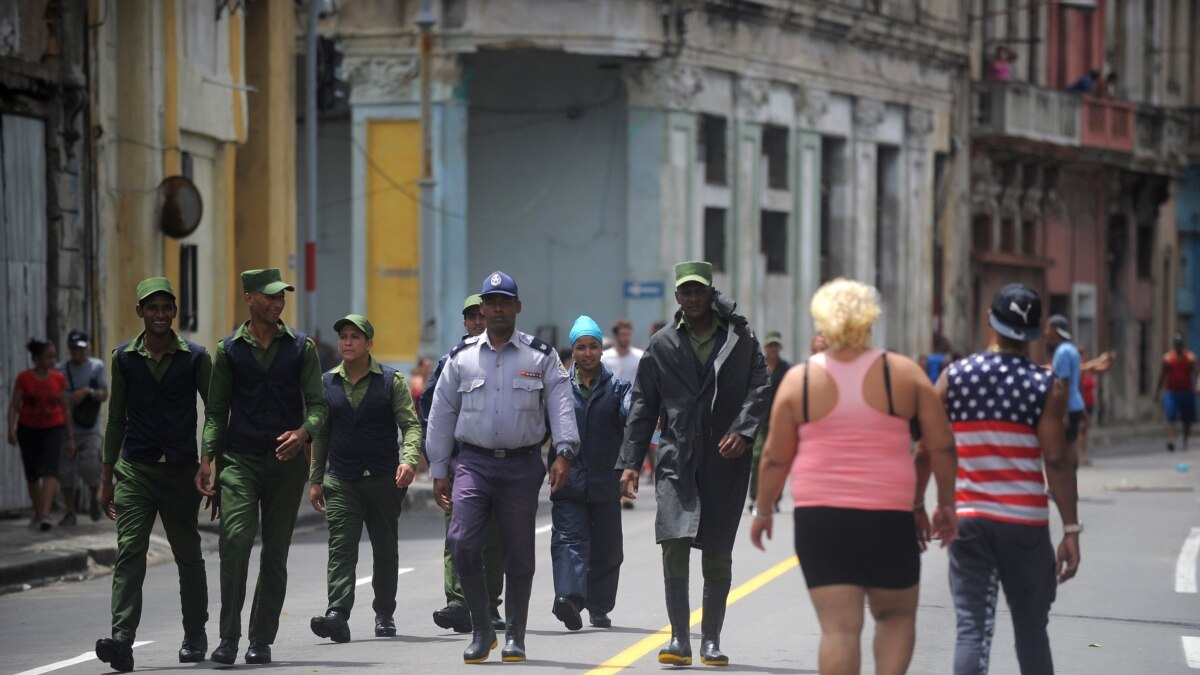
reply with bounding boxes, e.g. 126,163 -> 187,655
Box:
618,260 -> 770,667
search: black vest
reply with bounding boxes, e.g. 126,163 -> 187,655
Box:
116,338 -> 206,465
324,365 -> 400,480
223,330 -> 307,455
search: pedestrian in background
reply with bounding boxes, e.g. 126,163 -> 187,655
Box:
419,294 -> 505,636
410,355 -> 433,401
601,318 -> 643,383
1045,314 -> 1085,466
935,283 -> 1080,674
1156,332 -> 1196,453
95,278 -> 211,673
7,338 -> 73,531
550,315 -> 631,632
425,270 -> 580,664
1077,348 -> 1115,466
308,314 -> 422,643
748,330 -> 790,513
196,268 -> 328,666
620,261 -> 770,667
750,278 -> 958,675
60,329 -> 108,524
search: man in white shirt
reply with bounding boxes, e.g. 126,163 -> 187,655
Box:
601,319 -> 643,383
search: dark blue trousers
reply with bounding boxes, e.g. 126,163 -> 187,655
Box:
949,517 -> 1057,675
447,450 -> 545,581
550,499 -> 623,614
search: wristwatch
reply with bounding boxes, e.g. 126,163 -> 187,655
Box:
1063,523 -> 1083,535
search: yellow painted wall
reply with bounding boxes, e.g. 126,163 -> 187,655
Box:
366,120 -> 421,362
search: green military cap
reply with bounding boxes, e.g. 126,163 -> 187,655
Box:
463,294 -> 483,313
764,331 -> 783,346
241,268 -> 295,294
674,261 -> 714,287
333,314 -> 374,340
136,277 -> 176,301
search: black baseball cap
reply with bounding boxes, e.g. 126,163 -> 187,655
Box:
1047,314 -> 1072,341
67,330 -> 89,349
988,283 -> 1041,342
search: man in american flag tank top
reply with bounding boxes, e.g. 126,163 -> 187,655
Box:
936,283 -> 1081,675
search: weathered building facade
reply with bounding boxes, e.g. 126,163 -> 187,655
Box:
968,0 -> 1197,422
301,0 -> 970,365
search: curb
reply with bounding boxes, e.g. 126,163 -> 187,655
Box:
0,548 -> 90,591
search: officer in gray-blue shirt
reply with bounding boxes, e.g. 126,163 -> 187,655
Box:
426,270 -> 580,664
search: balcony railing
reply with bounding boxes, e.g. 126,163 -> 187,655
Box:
1080,96 -> 1135,153
971,81 -> 1080,147
1135,106 -> 1191,165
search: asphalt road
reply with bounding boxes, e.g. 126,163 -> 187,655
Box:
2,439 -> 1199,674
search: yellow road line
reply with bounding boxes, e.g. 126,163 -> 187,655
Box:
586,556 -> 799,675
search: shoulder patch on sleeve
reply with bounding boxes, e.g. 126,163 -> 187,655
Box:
527,335 -> 552,355
449,336 -> 477,359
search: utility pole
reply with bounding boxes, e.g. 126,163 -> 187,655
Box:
305,0 -> 320,335
416,0 -> 438,350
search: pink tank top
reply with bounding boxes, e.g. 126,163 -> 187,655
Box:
791,349 -> 915,511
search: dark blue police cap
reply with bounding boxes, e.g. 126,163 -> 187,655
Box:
481,270 -> 518,298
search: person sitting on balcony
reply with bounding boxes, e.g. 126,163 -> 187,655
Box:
1066,69 -> 1100,94
988,45 -> 1016,82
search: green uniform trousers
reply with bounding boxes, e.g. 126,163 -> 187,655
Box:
111,458 -> 207,641
218,450 -> 307,642
443,499 -> 504,609
324,474 -> 405,618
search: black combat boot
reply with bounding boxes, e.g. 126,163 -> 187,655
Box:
178,632 -> 207,663
460,573 -> 497,664
700,579 -> 731,666
375,614 -> 397,637
310,608 -> 351,643
657,578 -> 693,666
245,641 -> 271,664
501,575 -> 533,662
209,637 -> 238,665
95,637 -> 134,673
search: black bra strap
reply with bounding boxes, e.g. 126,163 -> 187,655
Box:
802,359 -> 810,424
882,352 -> 896,417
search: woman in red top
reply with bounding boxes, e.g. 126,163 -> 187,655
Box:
6,339 -> 74,531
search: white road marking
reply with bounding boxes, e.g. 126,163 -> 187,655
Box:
356,567 -> 414,587
535,524 -> 553,534
14,641 -> 152,675
1175,528 -> 1200,593
1182,636 -> 1200,668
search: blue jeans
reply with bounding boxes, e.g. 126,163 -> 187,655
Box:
948,518 -> 1057,675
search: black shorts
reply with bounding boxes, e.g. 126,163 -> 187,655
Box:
17,424 -> 65,483
793,506 -> 920,590
1065,411 -> 1083,442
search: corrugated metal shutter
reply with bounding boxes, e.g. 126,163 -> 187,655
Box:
0,114 -> 48,512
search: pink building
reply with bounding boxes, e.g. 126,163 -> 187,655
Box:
967,0 -> 1195,422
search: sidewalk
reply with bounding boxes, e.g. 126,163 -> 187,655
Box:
0,478 -> 442,593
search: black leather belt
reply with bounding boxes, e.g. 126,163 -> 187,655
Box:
461,443 -> 539,459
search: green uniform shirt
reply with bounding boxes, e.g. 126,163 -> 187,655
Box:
677,312 -> 727,364
200,320 -> 327,459
309,357 -> 423,484
103,331 -> 213,465
575,367 -> 593,400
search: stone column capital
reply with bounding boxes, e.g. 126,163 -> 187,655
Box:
622,60 -> 705,111
854,98 -> 885,138
736,77 -> 770,122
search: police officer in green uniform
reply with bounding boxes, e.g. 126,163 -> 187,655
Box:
420,295 -> 505,634
307,314 -> 422,642
94,278 -> 212,673
195,268 -> 328,665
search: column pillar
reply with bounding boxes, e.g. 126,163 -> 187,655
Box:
733,77 -> 768,315
903,108 -> 935,357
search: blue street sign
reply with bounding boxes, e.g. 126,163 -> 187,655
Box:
623,280 -> 665,299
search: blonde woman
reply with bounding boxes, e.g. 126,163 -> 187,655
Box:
750,278 -> 958,675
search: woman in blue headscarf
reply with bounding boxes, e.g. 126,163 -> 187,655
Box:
549,315 -> 633,631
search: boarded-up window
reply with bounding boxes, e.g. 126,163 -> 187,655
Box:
761,210 -> 788,274
704,207 -> 727,272
699,115 -> 727,186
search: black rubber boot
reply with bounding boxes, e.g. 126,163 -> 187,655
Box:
461,573 -> 497,664
502,575 -> 533,662
657,578 -> 692,666
700,580 -> 731,666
